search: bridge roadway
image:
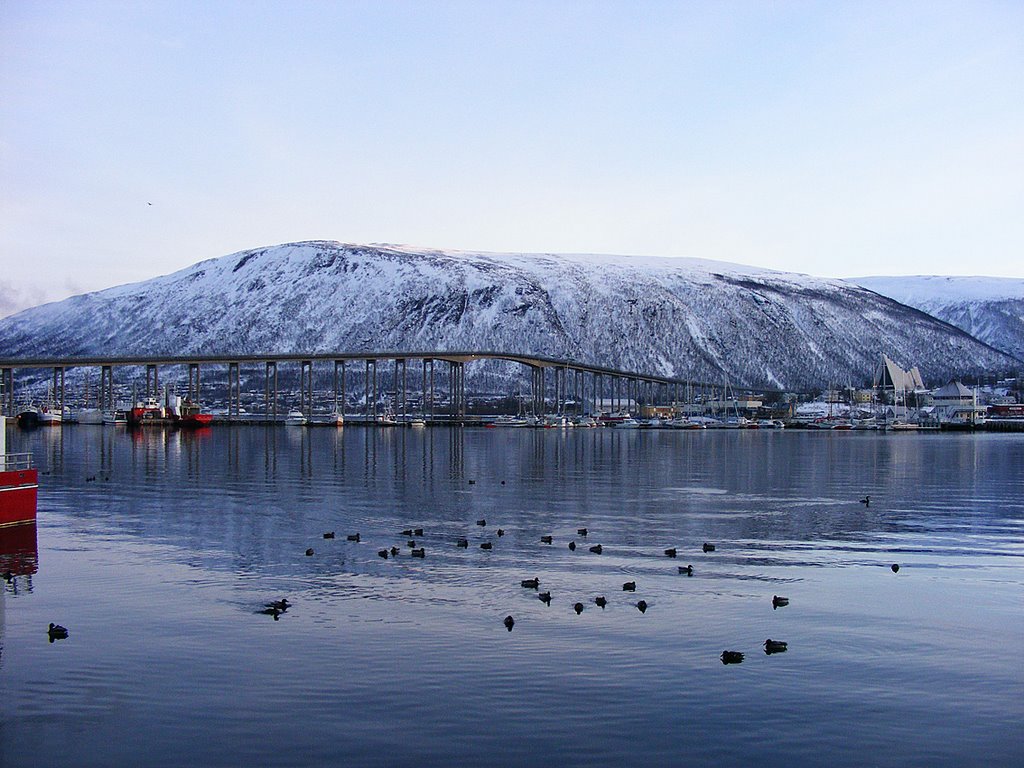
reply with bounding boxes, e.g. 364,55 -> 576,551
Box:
0,350 -> 769,420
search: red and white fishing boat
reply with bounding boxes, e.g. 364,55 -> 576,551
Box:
129,396 -> 165,425
129,392 -> 213,428
178,398 -> 214,428
1,416 -> 38,528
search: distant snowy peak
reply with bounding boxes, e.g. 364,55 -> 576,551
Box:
852,275 -> 1024,362
0,241 -> 1019,391
854,275 -> 1024,304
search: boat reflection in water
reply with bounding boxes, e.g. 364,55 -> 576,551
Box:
0,522 -> 38,587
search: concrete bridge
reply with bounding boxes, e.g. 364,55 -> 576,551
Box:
0,351 -> 768,420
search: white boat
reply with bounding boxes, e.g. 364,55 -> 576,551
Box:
77,407 -> 104,425
885,420 -> 918,432
37,403 -> 62,426
613,418 -> 640,429
284,410 -> 307,426
572,416 -> 598,428
328,412 -> 345,427
406,418 -> 426,428
669,417 -> 705,429
489,415 -> 530,428
643,418 -> 667,429
542,415 -> 567,428
376,413 -> 397,425
102,409 -> 128,425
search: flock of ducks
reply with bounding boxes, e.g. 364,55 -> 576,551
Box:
293,508 -> 711,625
248,486 -> 903,666
253,488 -> 899,665
43,487 -> 900,659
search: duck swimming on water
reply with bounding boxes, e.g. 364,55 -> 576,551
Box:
772,595 -> 789,609
48,623 -> 69,641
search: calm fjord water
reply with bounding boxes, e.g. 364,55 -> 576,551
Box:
2,426 -> 1022,767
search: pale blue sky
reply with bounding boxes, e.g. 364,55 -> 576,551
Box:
2,1 -> 1022,315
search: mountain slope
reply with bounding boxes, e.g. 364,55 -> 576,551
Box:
852,276 -> 1024,363
0,241 -> 1017,390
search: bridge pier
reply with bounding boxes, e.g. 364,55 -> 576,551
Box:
427,359 -> 435,419
145,364 -> 158,403
420,359 -> 429,418
399,359 -> 408,421
333,360 -> 345,416
228,362 -> 241,419
448,361 -> 466,419
100,365 -> 114,410
187,363 -> 201,402
300,360 -> 312,419
1,368 -> 12,416
365,359 -> 378,421
264,361 -> 278,421
52,366 -> 65,411
537,367 -> 542,416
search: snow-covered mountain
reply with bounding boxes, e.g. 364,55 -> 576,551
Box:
0,241 -> 1017,391
852,276 -> 1024,363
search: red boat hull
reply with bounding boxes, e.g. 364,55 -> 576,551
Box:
180,413 -> 214,428
0,467 -> 38,528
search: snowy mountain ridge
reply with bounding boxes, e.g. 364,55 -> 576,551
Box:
852,275 -> 1024,362
0,241 -> 1018,391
